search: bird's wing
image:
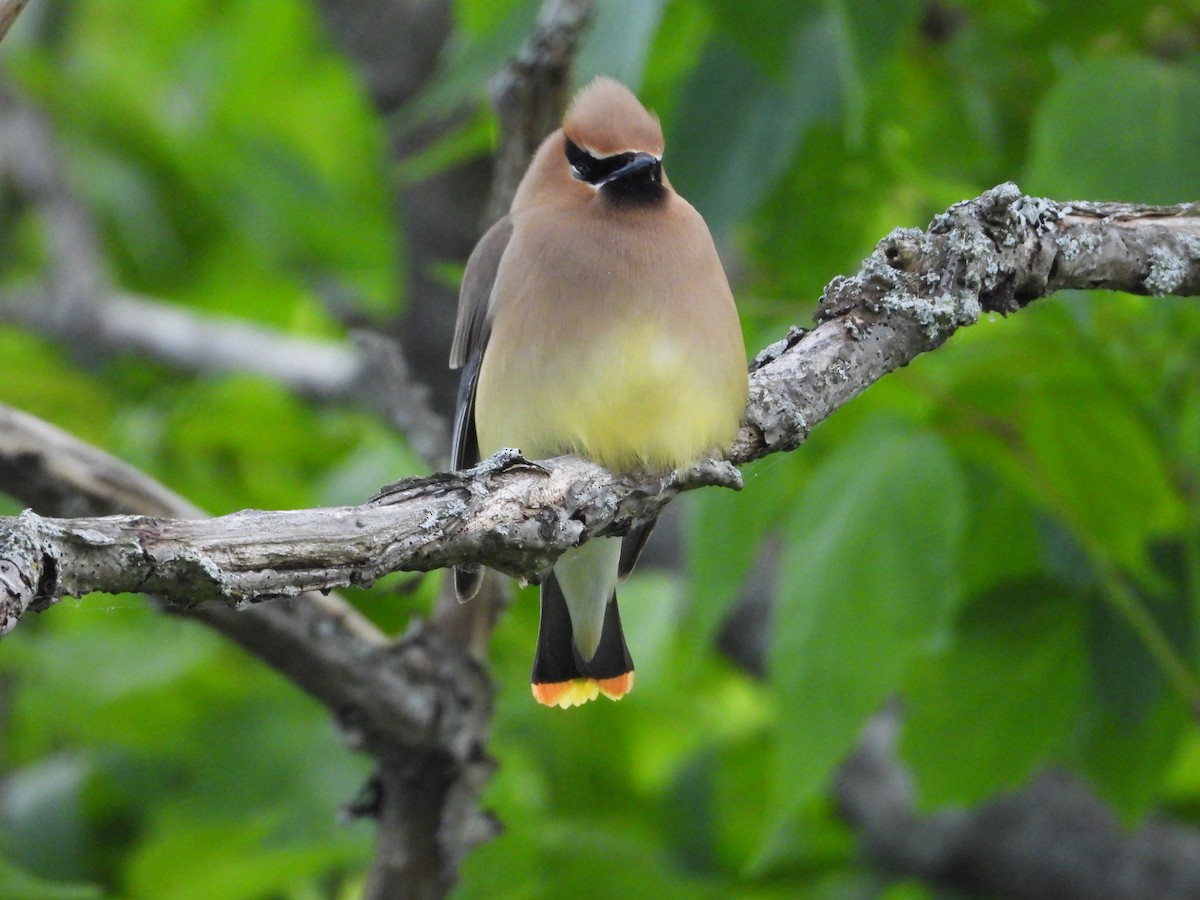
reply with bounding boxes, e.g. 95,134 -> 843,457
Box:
450,214 -> 514,602
450,214 -> 514,472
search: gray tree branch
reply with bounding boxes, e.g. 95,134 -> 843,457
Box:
3,5 -> 1199,896
0,78 -> 453,488
0,402 -> 497,899
0,4 -> 589,895
2,184 -> 1197,637
0,85 -> 451,449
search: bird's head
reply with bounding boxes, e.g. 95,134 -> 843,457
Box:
514,77 -> 669,211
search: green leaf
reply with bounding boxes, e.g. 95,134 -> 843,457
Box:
1018,387 -> 1185,571
0,855 -> 102,900
125,815 -> 360,900
0,331 -> 118,447
832,0 -> 923,74
668,16 -> 843,238
901,579 -> 1088,808
1026,57 -> 1200,203
685,456 -> 802,651
1072,548 -> 1192,816
770,425 -> 967,824
956,465 -> 1046,597
701,1 -> 822,78
576,0 -> 668,91
826,0 -> 924,145
1073,692 -> 1189,819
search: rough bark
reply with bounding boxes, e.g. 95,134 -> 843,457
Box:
3,1 -> 1200,895
2,184 -> 1197,635
0,405 -> 497,900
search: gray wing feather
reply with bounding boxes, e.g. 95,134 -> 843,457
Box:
450,216 -> 514,601
450,215 -> 513,470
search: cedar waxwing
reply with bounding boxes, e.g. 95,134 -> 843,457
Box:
450,77 -> 747,708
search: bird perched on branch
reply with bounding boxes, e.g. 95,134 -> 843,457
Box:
450,77 -> 747,708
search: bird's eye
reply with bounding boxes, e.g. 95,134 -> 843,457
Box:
565,139 -> 638,185
565,139 -> 597,182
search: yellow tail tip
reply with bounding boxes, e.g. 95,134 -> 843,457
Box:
532,673 -> 635,708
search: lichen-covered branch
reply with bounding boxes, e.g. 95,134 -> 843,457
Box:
737,185 -> 1200,461
0,402 -> 497,899
1,184 -> 1197,637
0,448 -> 729,634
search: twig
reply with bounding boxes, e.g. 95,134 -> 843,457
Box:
0,285 -> 367,400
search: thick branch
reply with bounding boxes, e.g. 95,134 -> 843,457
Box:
0,403 -> 455,724
0,449 -> 726,631
1,184 -> 1197,635
739,185 -> 1200,460
0,400 -> 498,891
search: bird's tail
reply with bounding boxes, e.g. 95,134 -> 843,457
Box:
531,573 -> 634,708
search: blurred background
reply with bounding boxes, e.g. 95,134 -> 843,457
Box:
1,0 -> 1199,897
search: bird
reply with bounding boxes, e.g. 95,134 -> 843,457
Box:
449,76 -> 747,708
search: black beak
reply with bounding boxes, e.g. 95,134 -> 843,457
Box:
598,152 -> 661,187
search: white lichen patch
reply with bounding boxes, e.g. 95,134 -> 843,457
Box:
1011,194 -> 1061,235
183,548 -> 225,582
74,527 -> 117,546
752,335 -> 794,368
1145,245 -> 1188,295
1055,229 -> 1101,262
827,357 -> 853,383
956,293 -> 983,324
874,289 -> 980,339
954,228 -> 997,292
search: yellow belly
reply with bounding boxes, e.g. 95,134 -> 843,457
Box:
476,319 -> 744,472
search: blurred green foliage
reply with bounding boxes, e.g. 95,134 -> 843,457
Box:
2,0 -> 1200,897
